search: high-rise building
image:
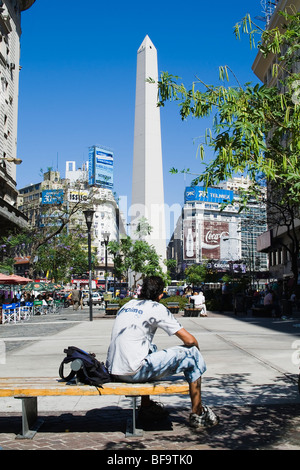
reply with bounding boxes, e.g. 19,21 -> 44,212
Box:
0,0 -> 36,233
168,177 -> 268,283
17,163 -> 126,282
131,36 -> 166,267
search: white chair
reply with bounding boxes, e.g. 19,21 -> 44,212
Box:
18,302 -> 33,321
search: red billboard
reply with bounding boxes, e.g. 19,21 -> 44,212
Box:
202,220 -> 229,260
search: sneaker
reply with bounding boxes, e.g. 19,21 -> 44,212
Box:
189,405 -> 219,428
138,400 -> 169,422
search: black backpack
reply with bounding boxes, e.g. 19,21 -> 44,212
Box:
59,346 -> 112,388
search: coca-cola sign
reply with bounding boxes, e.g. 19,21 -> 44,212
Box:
202,221 -> 229,259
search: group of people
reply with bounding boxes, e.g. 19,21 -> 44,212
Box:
106,275 -> 218,429
0,291 -> 54,306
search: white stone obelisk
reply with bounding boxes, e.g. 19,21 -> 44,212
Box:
131,35 -> 166,269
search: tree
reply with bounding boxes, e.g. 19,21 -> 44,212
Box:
1,184 -> 107,279
153,8 -> 300,281
35,227 -> 95,282
164,258 -> 177,279
0,227 -> 95,282
185,264 -> 207,287
0,232 -> 28,274
108,237 -> 133,282
155,9 -> 300,200
185,262 -> 220,286
108,236 -> 169,287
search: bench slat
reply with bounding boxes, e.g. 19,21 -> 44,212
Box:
0,377 -> 189,397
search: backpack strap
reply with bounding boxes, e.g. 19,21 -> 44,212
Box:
59,358 -> 76,382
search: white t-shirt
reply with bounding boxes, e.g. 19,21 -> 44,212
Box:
264,292 -> 273,306
190,292 -> 205,306
106,299 -> 182,375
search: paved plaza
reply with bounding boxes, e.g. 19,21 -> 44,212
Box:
0,306 -> 299,451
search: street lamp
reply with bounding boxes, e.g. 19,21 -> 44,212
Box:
83,209 -> 95,321
102,231 -> 110,293
0,156 -> 22,165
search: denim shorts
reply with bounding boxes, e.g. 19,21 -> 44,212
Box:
114,345 -> 207,384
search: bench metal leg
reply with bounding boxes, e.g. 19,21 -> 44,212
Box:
125,396 -> 143,437
15,397 -> 44,439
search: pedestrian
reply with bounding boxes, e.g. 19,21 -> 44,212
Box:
79,287 -> 84,310
263,288 -> 280,317
106,275 -> 219,429
71,286 -> 80,311
184,285 -> 193,298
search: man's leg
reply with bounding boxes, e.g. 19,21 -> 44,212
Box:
138,346 -> 205,412
189,376 -> 219,427
189,377 -> 203,415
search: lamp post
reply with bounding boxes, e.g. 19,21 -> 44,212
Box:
102,231 -> 110,293
83,209 -> 95,321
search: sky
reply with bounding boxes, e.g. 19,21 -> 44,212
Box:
16,0 -> 265,226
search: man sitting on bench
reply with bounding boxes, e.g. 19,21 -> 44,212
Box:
106,276 -> 219,429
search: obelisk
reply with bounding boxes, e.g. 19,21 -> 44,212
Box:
131,35 -> 166,268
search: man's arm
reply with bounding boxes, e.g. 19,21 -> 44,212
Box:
175,328 -> 199,349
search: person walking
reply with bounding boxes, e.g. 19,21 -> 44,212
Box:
79,287 -> 84,310
71,286 -> 80,311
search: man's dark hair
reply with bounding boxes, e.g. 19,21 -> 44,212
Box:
140,276 -> 165,301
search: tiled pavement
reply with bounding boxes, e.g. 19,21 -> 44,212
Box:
1,307 -> 300,451
1,403 -> 300,450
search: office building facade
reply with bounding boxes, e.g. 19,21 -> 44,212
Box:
0,0 -> 36,233
253,0 -> 300,282
168,177 -> 268,283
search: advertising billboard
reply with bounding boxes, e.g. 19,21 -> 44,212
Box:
183,219 -> 196,260
88,146 -> 114,189
184,186 -> 233,204
202,220 -> 229,260
41,190 -> 64,205
68,190 -> 88,203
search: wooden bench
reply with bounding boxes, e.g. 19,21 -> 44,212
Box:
0,377 -> 189,439
184,303 -> 203,317
105,303 -> 120,315
166,302 -> 180,314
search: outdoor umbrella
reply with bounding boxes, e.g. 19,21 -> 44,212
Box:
7,274 -> 32,285
21,281 -> 51,292
46,282 -> 63,290
0,273 -> 31,285
0,273 -> 13,283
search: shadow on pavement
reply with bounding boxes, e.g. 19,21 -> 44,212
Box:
1,403 -> 299,450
